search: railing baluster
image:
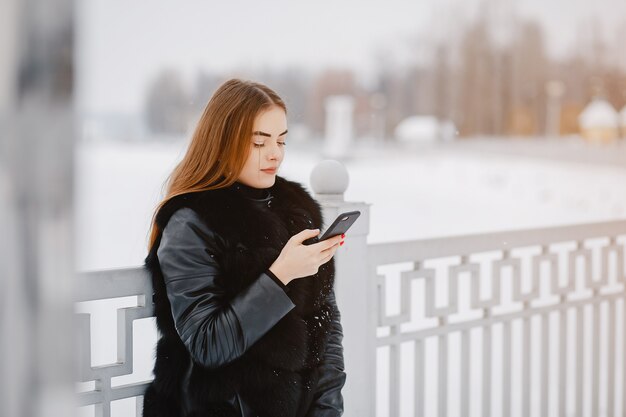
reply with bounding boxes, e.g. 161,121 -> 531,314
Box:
623,298 -> 626,417
439,324 -> 448,417
576,305 -> 584,417
541,312 -> 549,417
558,304 -> 567,417
136,395 -> 144,417
483,316 -> 492,417
94,377 -> 110,417
592,297 -> 600,417
503,321 -> 511,416
94,403 -> 105,417
389,326 -> 400,417
415,338 -> 424,417
523,309 -> 531,417
607,299 -> 615,417
461,330 -> 470,416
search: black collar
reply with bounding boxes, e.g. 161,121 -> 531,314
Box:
232,180 -> 272,202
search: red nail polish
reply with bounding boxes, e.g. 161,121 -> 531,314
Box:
341,234 -> 345,238
340,241 -> 344,246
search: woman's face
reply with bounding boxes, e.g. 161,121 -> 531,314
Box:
237,106 -> 287,189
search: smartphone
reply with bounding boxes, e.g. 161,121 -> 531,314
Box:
303,210 -> 361,245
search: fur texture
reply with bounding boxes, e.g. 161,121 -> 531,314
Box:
142,176 -> 335,417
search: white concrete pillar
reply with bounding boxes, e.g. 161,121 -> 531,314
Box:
545,80 -> 565,138
0,0 -> 77,416
323,95 -> 355,160
310,160 -> 375,417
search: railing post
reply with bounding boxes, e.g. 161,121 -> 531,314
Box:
310,160 -> 375,417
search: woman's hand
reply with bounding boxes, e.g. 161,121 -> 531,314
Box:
269,229 -> 344,285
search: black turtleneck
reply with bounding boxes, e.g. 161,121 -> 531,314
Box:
233,180 -> 272,201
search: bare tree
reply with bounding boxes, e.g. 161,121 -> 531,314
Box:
144,69 -> 190,136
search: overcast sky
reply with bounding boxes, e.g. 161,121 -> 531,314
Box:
76,0 -> 626,114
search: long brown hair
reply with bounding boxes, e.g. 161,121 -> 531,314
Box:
146,78 -> 287,251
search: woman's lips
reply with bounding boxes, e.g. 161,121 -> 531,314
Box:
261,168 -> 276,174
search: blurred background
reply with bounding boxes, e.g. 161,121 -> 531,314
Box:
78,0 -> 626,142
74,0 -> 626,271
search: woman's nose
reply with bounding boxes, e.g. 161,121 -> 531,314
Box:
266,142 -> 282,160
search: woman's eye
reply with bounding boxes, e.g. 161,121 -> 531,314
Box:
253,142 -> 287,148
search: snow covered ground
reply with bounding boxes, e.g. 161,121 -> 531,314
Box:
74,138 -> 626,417
75,138 -> 626,272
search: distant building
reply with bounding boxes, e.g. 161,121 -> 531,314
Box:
577,98 -> 620,144
394,116 -> 457,143
620,106 -> 626,139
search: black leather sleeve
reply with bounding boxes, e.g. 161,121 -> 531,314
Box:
306,288 -> 347,417
157,207 -> 296,370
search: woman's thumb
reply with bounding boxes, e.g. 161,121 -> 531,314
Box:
294,228 -> 320,243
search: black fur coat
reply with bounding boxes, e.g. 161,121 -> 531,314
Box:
142,175 -> 341,417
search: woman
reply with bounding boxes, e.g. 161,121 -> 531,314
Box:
142,78 -> 347,417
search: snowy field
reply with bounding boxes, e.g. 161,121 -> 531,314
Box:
75,138 -> 626,272
75,138 -> 626,417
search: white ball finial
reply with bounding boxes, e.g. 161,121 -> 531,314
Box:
310,159 -> 349,196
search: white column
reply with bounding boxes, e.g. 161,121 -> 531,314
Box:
0,0 -> 76,416
310,160 -> 375,417
323,95 -> 355,160
545,80 -> 565,138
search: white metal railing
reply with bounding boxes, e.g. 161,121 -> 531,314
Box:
74,267 -> 153,416
369,220 -> 626,417
73,161 -> 626,417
